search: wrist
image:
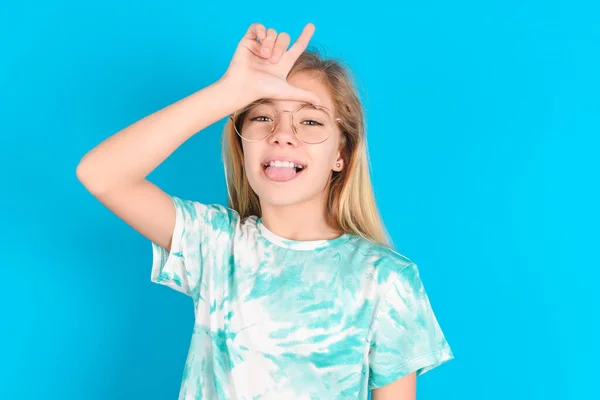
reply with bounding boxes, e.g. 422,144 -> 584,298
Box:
215,74 -> 256,109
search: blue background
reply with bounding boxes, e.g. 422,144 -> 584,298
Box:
1,1 -> 598,399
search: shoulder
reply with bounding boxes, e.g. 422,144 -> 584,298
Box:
345,235 -> 417,290
170,195 -> 255,234
171,195 -> 238,218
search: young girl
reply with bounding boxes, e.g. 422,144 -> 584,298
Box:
77,22 -> 454,400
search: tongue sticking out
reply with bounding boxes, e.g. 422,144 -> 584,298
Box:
264,166 -> 298,182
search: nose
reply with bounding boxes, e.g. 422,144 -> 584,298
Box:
268,111 -> 299,146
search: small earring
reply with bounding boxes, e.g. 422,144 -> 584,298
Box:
336,163 -> 341,168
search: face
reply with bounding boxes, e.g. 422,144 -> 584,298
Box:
240,71 -> 345,209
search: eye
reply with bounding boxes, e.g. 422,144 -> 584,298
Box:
300,120 -> 323,126
250,115 -> 273,122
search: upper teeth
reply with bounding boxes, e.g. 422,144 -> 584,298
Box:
265,160 -> 304,169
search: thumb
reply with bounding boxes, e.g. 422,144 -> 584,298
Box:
277,83 -> 322,106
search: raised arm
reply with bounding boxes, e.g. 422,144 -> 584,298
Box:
76,79 -> 244,250
76,22 -> 320,250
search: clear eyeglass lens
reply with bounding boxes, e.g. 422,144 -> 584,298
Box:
233,102 -> 334,144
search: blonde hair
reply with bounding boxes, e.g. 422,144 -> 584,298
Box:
221,48 -> 393,248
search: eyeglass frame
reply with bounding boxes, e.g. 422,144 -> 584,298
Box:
229,99 -> 344,145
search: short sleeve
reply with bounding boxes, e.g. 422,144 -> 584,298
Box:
150,195 -> 235,298
368,262 -> 454,389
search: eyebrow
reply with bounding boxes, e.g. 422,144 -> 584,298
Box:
257,99 -> 329,112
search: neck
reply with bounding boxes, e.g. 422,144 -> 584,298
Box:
259,193 -> 341,242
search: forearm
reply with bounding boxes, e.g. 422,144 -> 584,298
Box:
76,77 -> 247,193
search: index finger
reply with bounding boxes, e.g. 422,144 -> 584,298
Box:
286,23 -> 316,60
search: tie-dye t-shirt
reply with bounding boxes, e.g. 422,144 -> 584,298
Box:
150,195 -> 454,399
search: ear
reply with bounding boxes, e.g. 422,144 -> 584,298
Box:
333,152 -> 344,172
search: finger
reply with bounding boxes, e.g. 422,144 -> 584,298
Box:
286,23 -> 315,60
260,28 -> 277,58
244,23 -> 266,42
240,23 -> 266,55
277,84 -> 321,106
269,32 -> 291,64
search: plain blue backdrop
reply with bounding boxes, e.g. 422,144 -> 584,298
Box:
1,0 -> 598,399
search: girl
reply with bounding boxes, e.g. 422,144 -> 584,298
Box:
77,22 -> 454,400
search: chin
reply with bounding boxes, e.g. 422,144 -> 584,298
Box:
251,185 -> 311,208
247,179 -> 317,210
245,164 -> 329,209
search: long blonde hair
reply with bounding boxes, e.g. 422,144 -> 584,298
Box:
221,48 -> 393,248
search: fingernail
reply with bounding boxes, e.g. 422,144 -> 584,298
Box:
270,51 -> 280,61
261,47 -> 270,57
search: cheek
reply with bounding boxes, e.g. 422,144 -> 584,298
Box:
241,142 -> 257,168
309,161 -> 333,182
241,143 -> 263,182
309,143 -> 339,170
304,150 -> 336,182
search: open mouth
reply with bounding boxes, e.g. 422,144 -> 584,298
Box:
262,160 -> 307,182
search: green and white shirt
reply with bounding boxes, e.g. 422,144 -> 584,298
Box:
151,195 -> 454,399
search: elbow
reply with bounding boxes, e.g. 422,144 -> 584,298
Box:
76,156 -> 106,195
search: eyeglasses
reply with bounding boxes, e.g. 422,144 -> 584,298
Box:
229,99 -> 343,144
